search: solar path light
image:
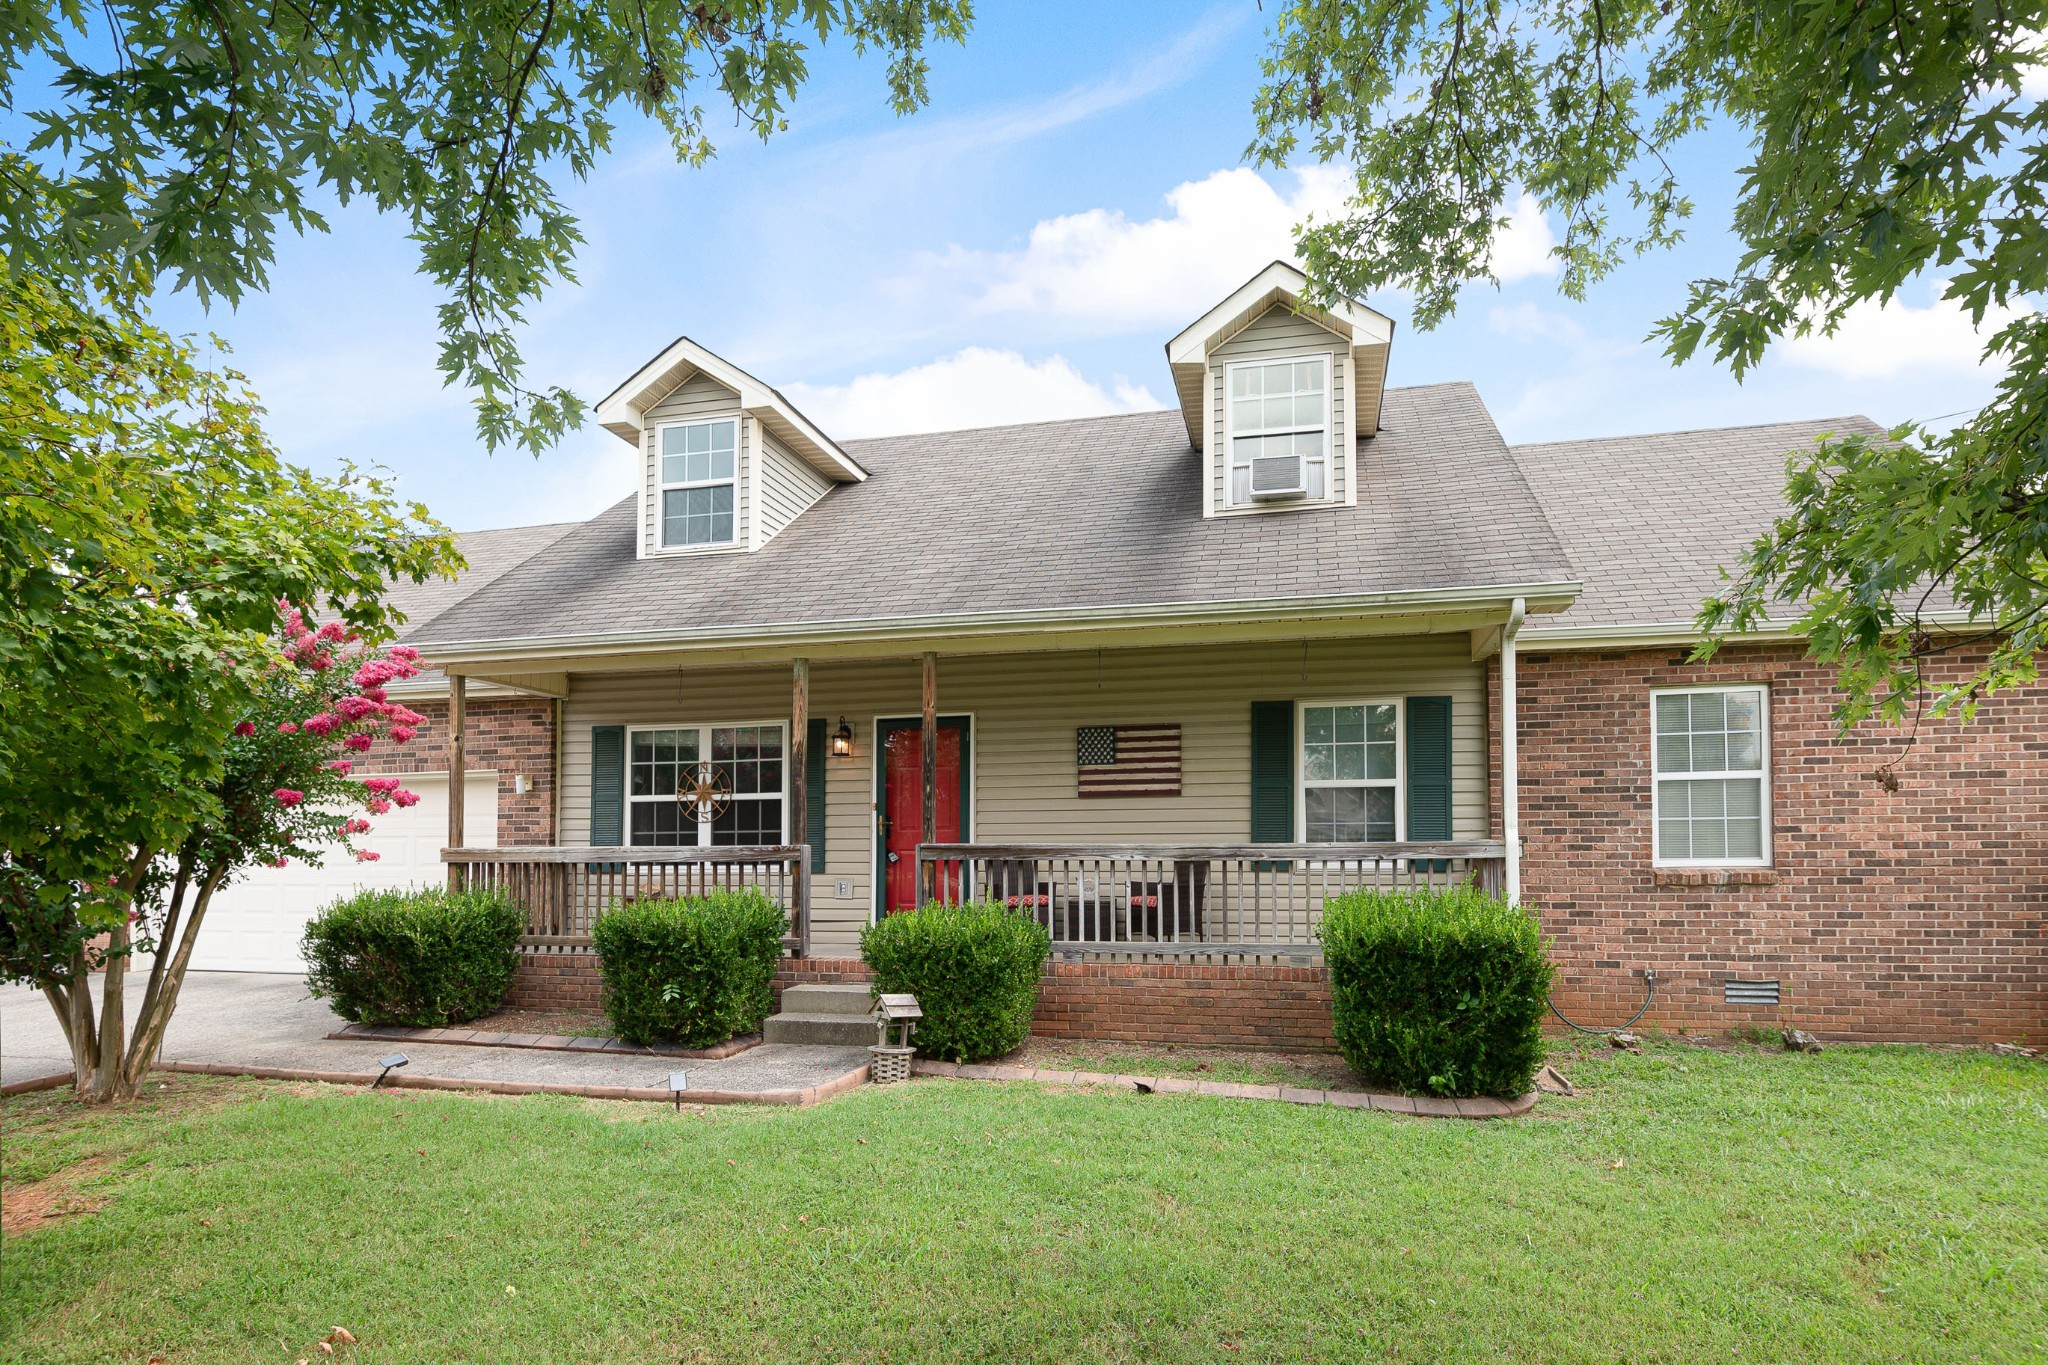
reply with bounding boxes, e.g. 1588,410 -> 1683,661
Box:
374,1053 -> 409,1089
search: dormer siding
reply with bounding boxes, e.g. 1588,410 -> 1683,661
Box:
1206,304 -> 1354,516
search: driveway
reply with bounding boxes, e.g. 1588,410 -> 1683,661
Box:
1,972 -> 867,1096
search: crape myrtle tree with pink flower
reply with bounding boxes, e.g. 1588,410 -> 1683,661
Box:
0,267 -> 461,1102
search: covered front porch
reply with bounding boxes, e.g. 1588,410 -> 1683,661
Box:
434,596 -> 1538,969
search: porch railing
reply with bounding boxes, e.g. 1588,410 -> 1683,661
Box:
441,845 -> 810,956
915,842 -> 1507,956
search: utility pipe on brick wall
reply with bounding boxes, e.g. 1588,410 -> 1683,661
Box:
1502,597 -> 1525,903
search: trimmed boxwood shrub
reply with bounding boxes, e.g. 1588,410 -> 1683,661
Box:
590,889 -> 787,1047
303,886 -> 523,1028
860,901 -> 1050,1063
1320,885 -> 1554,1098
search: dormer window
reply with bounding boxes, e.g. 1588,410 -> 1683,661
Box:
659,419 -> 737,547
1227,356 -> 1328,505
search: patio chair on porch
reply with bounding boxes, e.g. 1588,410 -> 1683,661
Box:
984,859 -> 1055,921
1127,860 -> 1209,942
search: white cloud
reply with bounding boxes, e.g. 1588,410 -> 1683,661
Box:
782,347 -> 1160,439
1490,192 -> 1560,284
907,170 -> 1558,332
1778,293 -> 2025,381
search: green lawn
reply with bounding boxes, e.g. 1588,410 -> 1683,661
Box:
2,1042 -> 2044,1363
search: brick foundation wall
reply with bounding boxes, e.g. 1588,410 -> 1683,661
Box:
1500,642 -> 2048,1045
510,953 -> 1338,1049
354,694 -> 556,846
507,948 -> 603,1012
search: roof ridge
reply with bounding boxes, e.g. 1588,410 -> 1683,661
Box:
838,407 -> 1177,445
1510,415 -> 1875,451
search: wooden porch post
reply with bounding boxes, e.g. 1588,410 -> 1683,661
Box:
790,657 -> 810,953
920,651 -> 937,902
447,673 -> 467,891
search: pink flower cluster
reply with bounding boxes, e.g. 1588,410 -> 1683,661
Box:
354,850 -> 381,862
273,788 -> 305,807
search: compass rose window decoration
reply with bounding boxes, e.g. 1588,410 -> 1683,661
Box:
629,724 -> 787,847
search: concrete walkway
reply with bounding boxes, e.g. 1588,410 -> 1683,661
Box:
1,972 -> 870,1103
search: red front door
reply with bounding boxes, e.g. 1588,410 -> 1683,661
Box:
880,720 -> 965,914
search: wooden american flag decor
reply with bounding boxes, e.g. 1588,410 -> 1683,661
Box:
1076,724 -> 1182,798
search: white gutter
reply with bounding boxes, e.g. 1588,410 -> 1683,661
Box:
1502,597 -> 1525,904
1517,609 -> 1978,651
411,579 -> 1583,667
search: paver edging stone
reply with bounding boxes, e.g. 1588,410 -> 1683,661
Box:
907,1058 -> 1537,1120
326,1022 -> 760,1061
154,1058 -> 869,1107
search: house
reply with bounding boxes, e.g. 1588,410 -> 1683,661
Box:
188,521 -> 579,972
377,261 -> 2038,1047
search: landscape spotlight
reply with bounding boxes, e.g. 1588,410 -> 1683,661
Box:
668,1071 -> 689,1113
375,1053 -> 409,1089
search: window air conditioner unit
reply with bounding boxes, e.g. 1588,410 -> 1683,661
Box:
1248,452 -> 1307,500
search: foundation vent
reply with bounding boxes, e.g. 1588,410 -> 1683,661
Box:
1724,978 -> 1781,1007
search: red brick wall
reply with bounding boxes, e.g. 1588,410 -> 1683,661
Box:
511,953 -> 1338,1049
1501,643 -> 2048,1045
353,694 -> 556,846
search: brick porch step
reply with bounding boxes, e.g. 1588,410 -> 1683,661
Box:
763,984 -> 876,1046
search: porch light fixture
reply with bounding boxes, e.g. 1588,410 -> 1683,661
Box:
832,718 -> 853,759
374,1053 -> 409,1088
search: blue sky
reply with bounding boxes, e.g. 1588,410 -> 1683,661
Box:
150,2 -> 2017,532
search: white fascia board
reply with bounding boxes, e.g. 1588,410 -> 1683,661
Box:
1165,260 -> 1395,366
412,578 -> 1584,667
593,335 -> 868,482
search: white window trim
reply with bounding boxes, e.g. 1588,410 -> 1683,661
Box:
1222,352 -> 1334,510
1295,697 -> 1405,843
1650,684 -> 1772,868
655,417 -> 740,550
626,719 -> 789,848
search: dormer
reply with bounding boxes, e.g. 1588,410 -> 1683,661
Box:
1165,262 -> 1395,518
595,337 -> 867,559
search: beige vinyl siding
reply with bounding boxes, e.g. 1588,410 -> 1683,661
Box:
1208,304 -> 1351,514
641,372 -> 749,556
560,634 -> 1486,958
756,429 -> 834,544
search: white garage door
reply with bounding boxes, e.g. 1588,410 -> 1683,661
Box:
188,772 -> 499,973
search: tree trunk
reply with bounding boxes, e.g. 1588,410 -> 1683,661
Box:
118,864 -> 229,1097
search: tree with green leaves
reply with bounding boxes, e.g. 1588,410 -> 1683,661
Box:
1251,1 -> 2047,730
0,269 -> 459,1100
1,0 -> 974,452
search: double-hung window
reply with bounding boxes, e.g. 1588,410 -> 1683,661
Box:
658,420 -> 737,548
1300,701 -> 1401,842
1226,355 -> 1329,504
1652,687 -> 1769,865
627,723 -> 786,847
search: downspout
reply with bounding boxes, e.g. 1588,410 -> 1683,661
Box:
1502,597 -> 1526,903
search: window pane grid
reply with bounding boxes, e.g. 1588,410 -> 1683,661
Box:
1301,703 -> 1398,843
658,420 -> 738,547
1227,357 -> 1329,506
627,723 -> 785,848
1653,688 -> 1767,864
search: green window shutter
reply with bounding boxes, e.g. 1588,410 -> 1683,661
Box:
590,725 -> 626,847
1405,697 -> 1453,857
805,717 -> 827,873
1249,701 -> 1295,844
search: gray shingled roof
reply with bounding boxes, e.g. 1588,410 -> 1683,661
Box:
408,383 -> 1576,648
1510,416 -> 1884,633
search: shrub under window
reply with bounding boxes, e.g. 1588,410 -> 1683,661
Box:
303,886 -> 523,1028
1320,885 -> 1553,1098
860,902 -> 1050,1063
590,888 -> 787,1047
